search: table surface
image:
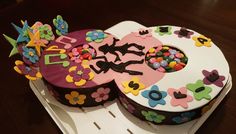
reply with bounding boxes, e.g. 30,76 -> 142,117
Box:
0,0 -> 235,133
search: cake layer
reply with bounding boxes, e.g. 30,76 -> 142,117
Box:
39,26 -> 229,124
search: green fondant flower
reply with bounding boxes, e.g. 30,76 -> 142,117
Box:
38,25 -> 55,41
141,110 -> 165,123
186,80 -> 212,101
155,26 -> 172,36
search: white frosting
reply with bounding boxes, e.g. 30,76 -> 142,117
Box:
124,26 -> 229,112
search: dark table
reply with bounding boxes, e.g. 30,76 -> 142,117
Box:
0,0 -> 235,133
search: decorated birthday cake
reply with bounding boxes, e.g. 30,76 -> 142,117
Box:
4,15 -> 229,125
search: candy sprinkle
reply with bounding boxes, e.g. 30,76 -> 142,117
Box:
145,45 -> 188,73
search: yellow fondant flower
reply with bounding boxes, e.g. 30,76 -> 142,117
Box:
14,60 -> 42,80
65,62 -> 94,87
192,35 -> 212,47
122,77 -> 145,96
65,91 -> 86,105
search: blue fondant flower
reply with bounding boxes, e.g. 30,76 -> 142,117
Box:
141,110 -> 165,123
53,15 -> 68,36
172,112 -> 196,124
141,85 -> 167,107
86,30 -> 108,43
22,46 -> 39,63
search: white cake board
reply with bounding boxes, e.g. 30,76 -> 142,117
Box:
29,21 -> 232,134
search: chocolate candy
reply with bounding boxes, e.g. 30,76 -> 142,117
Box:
146,46 -> 188,72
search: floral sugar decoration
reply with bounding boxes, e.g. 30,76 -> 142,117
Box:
14,60 -> 42,80
202,69 -> 225,87
86,30 -> 108,43
65,63 -> 94,87
91,87 -> 110,102
53,15 -> 68,36
168,87 -> 193,109
122,77 -> 145,96
141,110 -> 165,123
141,85 -> 167,107
186,80 -> 212,101
22,46 -> 39,65
4,15 -> 68,81
65,91 -> 86,105
172,112 -> 195,124
133,28 -> 152,38
155,26 -> 172,36
192,35 -> 212,47
119,96 -> 135,113
174,27 -> 194,39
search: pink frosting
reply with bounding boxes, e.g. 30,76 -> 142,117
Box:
40,29 -> 165,91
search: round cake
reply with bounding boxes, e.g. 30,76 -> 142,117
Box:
39,26 -> 229,125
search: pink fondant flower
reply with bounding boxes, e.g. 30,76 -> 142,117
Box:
133,28 -> 152,38
119,96 -> 135,113
91,87 -> 110,102
202,70 -> 225,87
168,87 -> 193,109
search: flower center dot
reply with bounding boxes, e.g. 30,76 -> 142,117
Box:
77,70 -> 83,75
29,51 -> 34,56
73,97 -> 79,102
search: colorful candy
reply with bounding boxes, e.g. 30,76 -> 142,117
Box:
68,44 -> 96,63
145,46 -> 188,72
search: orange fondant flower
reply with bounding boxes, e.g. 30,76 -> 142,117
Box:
65,91 -> 86,105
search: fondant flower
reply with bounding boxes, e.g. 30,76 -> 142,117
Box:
91,87 -> 110,102
65,64 -> 94,87
86,30 -> 108,43
31,21 -> 43,32
172,112 -> 195,124
119,96 -> 135,113
201,99 -> 216,115
53,15 -> 68,36
202,70 -> 225,87
174,27 -> 194,39
22,46 -> 39,64
141,110 -> 165,123
155,26 -> 172,36
133,28 -> 152,38
192,35 -> 212,47
141,85 -> 167,107
65,91 -> 86,105
122,77 -> 145,96
186,80 -> 212,101
13,60 -> 42,80
38,24 -> 55,43
167,87 -> 193,109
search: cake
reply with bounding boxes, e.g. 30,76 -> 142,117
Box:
3,15 -> 229,125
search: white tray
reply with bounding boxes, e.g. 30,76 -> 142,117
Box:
29,21 -> 232,134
